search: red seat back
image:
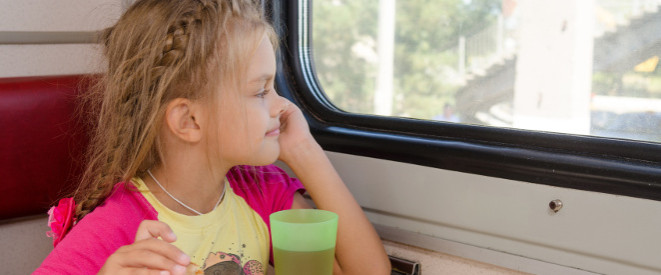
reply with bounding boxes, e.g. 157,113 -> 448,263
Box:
0,75 -> 90,220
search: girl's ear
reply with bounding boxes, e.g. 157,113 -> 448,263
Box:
164,98 -> 204,143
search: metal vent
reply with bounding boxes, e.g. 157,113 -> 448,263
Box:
390,255 -> 420,275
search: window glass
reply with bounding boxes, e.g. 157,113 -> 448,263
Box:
312,0 -> 661,143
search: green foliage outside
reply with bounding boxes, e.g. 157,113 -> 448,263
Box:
312,0 -> 500,119
593,71 -> 661,98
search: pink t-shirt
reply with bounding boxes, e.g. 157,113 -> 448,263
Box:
33,165 -> 304,274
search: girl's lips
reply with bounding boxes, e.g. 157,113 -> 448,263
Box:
266,127 -> 280,137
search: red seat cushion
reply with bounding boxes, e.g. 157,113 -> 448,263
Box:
0,75 -> 90,220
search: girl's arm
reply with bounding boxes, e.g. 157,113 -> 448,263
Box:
35,185 -> 190,275
278,100 -> 391,275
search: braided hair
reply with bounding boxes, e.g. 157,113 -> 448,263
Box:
74,0 -> 274,221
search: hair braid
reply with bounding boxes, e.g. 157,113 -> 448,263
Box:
74,0 -> 225,221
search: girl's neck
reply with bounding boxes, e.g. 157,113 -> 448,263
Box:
145,163 -> 230,216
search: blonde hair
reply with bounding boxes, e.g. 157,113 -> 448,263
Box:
74,0 -> 277,221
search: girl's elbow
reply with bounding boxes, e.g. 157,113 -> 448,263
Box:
376,255 -> 392,274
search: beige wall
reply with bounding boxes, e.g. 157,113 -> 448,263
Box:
0,0 -> 122,77
0,0 -> 121,31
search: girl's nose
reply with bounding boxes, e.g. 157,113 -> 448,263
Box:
272,95 -> 289,116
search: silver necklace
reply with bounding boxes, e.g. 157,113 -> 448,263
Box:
147,169 -> 225,216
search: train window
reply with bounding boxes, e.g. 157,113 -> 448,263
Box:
310,0 -> 661,144
270,0 -> 661,201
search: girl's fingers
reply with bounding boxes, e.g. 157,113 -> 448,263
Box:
100,221 -> 190,275
137,238 -> 190,266
113,240 -> 188,274
135,220 -> 177,243
122,267 -> 175,275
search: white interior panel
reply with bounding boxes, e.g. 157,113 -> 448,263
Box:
325,151 -> 661,275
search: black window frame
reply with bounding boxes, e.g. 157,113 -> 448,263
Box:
267,1 -> 661,201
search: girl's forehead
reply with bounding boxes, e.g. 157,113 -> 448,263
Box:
246,36 -> 276,83
211,34 -> 275,97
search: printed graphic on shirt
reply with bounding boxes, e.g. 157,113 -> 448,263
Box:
199,250 -> 265,275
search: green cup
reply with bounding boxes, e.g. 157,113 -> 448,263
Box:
270,209 -> 338,275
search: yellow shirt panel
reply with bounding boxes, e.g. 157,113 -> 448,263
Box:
132,178 -> 269,274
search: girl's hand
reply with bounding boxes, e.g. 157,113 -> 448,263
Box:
98,220 -> 190,275
276,98 -> 392,274
277,98 -> 318,164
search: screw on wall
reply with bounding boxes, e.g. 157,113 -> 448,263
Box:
549,199 -> 563,213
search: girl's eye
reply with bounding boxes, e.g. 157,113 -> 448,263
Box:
256,88 -> 270,98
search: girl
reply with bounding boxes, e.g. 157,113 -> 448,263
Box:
34,0 -> 390,274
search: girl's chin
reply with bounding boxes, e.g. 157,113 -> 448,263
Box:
249,149 -> 280,166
